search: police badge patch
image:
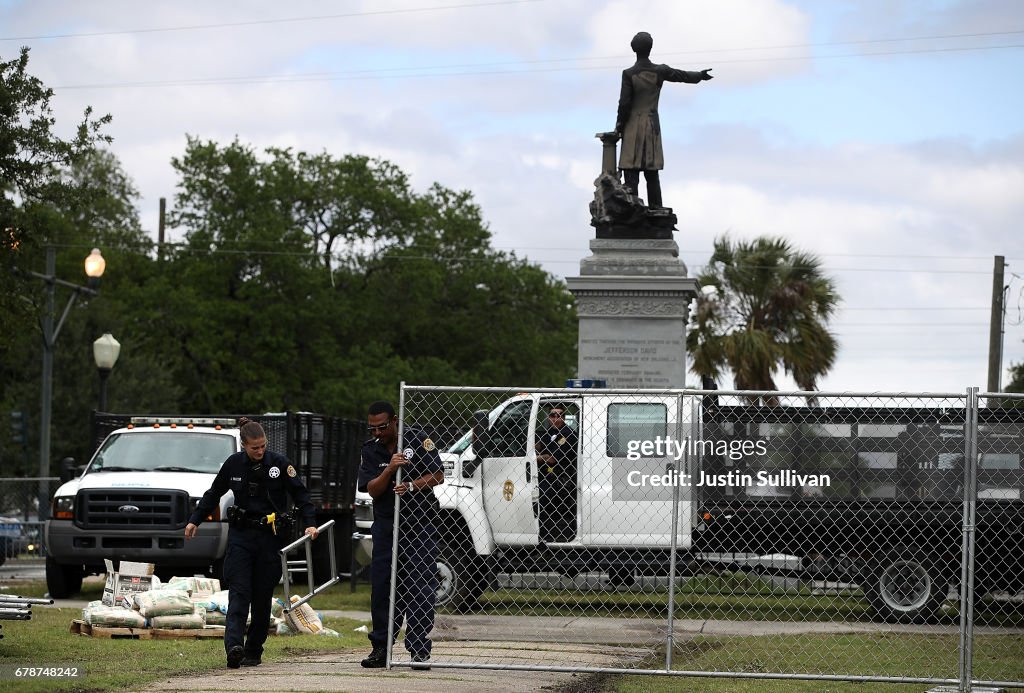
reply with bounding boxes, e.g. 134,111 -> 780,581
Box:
287,465 -> 297,478
423,438 -> 435,452
268,466 -> 281,479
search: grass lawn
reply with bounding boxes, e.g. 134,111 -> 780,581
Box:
0,606 -> 365,693
4,573 -> 1022,693
612,633 -> 1024,693
0,576 -> 367,693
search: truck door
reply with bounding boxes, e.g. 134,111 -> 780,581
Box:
479,398 -> 539,546
581,395 -> 693,548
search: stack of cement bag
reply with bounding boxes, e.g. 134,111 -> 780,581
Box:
82,579 -> 210,629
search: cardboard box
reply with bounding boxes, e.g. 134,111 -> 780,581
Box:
102,559 -> 160,607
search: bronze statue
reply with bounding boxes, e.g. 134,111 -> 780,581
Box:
615,32 -> 712,208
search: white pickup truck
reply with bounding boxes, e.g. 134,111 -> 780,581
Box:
358,390 -> 698,610
44,417 -> 240,598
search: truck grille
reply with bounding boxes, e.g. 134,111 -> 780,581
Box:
75,489 -> 190,530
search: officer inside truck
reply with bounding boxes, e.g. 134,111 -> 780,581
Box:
185,417 -> 318,669
536,402 -> 579,542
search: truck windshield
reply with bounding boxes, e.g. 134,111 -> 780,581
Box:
88,432 -> 234,474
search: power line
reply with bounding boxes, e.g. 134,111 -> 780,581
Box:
0,0 -> 542,41
52,41 -> 1024,90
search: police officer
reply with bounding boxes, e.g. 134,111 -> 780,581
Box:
357,401 -> 443,670
185,417 -> 318,669
536,402 -> 578,542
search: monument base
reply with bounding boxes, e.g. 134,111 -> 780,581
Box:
567,238 -> 698,389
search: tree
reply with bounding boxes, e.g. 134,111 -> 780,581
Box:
1,146 -> 162,471
1007,363 -> 1024,392
163,138 -> 577,416
1005,362 -> 1024,408
687,236 -> 839,404
0,47 -> 112,344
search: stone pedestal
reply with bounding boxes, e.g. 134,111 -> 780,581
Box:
566,239 -> 698,389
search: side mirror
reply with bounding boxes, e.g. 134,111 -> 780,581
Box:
471,410 -> 490,460
59,457 -> 79,483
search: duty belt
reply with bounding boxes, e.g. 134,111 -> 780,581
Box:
228,506 -> 295,535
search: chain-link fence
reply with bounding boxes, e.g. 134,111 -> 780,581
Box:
379,385 -> 1024,689
0,477 -> 52,563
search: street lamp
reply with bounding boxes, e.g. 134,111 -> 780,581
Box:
28,245 -> 106,520
92,333 -> 120,412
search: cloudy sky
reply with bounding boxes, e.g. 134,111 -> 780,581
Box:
4,0 -> 1022,394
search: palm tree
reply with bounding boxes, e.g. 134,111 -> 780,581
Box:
687,236 -> 839,404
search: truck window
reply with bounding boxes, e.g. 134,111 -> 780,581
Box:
489,401 -> 533,458
607,403 -> 667,457
89,432 -> 234,474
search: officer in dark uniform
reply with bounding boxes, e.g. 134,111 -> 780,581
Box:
185,417 -> 318,669
536,402 -> 578,542
357,400 -> 443,670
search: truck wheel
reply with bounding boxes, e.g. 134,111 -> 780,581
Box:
866,552 -> 945,624
436,542 -> 489,612
45,557 -> 83,599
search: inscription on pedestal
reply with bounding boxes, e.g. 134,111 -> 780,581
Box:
577,319 -> 685,388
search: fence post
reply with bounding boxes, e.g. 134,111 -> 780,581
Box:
664,395 -> 683,671
957,387 -> 980,693
385,383 -> 408,670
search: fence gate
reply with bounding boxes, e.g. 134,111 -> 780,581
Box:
381,385 -> 1024,690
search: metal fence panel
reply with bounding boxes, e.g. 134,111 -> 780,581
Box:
379,385 -> 1024,688
972,391 -> 1024,687
0,477 -> 52,561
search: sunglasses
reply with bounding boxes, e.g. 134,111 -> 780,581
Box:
367,422 -> 392,433
548,412 -> 565,418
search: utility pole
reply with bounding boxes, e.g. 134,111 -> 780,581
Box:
987,255 -> 1006,392
158,197 -> 166,261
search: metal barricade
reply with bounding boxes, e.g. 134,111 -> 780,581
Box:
279,520 -> 339,612
382,384 -> 1024,690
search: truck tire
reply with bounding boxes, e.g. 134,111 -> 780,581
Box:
436,541 -> 489,612
865,550 -> 946,624
46,557 -> 83,599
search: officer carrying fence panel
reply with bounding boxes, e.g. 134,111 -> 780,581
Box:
185,417 -> 318,669
357,400 -> 443,670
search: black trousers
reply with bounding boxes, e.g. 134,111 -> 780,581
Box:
369,512 -> 438,656
223,527 -> 282,657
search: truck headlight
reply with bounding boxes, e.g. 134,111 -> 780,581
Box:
52,495 -> 74,520
190,498 -> 220,522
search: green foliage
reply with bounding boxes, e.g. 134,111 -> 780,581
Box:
0,47 -> 112,346
1005,362 -> 1024,408
1,118 -> 576,467
158,137 -> 576,417
687,236 -> 839,403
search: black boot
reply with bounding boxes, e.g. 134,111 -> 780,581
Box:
360,646 -> 387,668
226,645 -> 245,669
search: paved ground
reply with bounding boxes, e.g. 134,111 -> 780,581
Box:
121,608 -> 1024,693
135,640 -> 637,693
128,610 -> 651,693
